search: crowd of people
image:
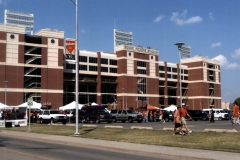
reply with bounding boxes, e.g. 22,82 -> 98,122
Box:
0,108 -> 25,120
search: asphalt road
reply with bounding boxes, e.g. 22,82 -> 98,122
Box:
83,119 -> 236,131
0,135 -> 172,160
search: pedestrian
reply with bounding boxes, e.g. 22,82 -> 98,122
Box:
179,103 -> 193,134
231,102 -> 239,130
209,109 -> 214,123
159,109 -> 165,123
148,111 -> 151,122
173,106 -> 185,135
143,111 -> 148,122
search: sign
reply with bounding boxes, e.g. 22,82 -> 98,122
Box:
28,98 -> 33,106
65,39 -> 76,60
66,40 -> 76,54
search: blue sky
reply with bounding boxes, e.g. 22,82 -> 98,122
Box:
0,0 -> 240,103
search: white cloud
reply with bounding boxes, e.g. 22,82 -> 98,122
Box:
231,48 -> 240,58
170,10 -> 203,26
210,42 -> 221,48
209,12 -> 215,20
154,14 -> 165,23
212,54 -> 240,69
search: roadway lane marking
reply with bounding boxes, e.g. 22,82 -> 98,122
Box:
0,147 -> 58,160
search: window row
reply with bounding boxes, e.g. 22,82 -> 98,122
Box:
159,66 -> 188,74
66,63 -> 117,73
79,56 -> 117,66
137,61 -> 146,67
159,73 -> 188,80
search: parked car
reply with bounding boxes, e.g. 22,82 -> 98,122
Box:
187,110 -> 208,121
71,106 -> 112,123
39,110 -> 67,124
111,109 -> 143,123
203,109 -> 229,121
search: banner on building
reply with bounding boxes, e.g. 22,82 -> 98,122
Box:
65,39 -> 76,60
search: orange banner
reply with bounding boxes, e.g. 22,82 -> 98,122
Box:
65,40 -> 75,54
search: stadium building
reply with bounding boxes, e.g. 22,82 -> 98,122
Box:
0,23 -> 221,110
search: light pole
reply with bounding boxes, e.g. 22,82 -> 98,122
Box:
122,88 -> 125,109
71,0 -> 79,135
4,81 -> 8,126
4,81 -> 8,106
175,43 -> 190,107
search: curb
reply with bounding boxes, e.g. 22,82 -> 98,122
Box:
82,124 -> 97,127
105,125 -> 123,129
131,126 -> 153,130
204,129 -> 238,133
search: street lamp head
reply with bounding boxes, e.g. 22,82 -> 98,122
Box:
122,88 -> 125,91
175,42 -> 185,49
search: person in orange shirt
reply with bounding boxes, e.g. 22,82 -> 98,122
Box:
173,106 -> 185,135
232,102 -> 239,130
179,103 -> 192,134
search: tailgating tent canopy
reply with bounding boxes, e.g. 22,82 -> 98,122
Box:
163,105 -> 177,112
59,101 -> 84,110
0,102 -> 8,109
91,102 -> 98,106
18,101 -> 42,109
136,104 -> 160,111
147,104 -> 160,111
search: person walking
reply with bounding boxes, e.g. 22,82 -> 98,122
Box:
159,109 -> 165,123
173,106 -> 185,135
209,109 -> 214,123
179,103 -> 193,134
232,102 -> 239,130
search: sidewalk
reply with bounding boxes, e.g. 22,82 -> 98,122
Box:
1,130 -> 240,160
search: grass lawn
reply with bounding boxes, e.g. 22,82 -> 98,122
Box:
2,124 -> 240,153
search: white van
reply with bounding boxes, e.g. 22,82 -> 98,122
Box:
202,109 -> 229,121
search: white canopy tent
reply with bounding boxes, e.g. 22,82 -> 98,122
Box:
163,105 -> 177,112
0,102 -> 8,109
18,101 -> 42,109
59,101 -> 84,110
91,102 -> 98,106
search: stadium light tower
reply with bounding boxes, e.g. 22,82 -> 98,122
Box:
175,42 -> 190,107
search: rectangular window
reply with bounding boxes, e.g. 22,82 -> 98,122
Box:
101,67 -> 108,72
137,77 -> 146,94
184,70 -> 188,74
167,74 -> 171,78
66,63 -> 75,69
110,59 -> 117,65
159,66 -> 165,71
101,58 -> 108,64
167,67 -> 171,72
89,66 -> 98,71
172,68 -> 177,73
137,69 -> 146,75
173,75 -> 177,79
89,57 -> 97,63
110,68 -> 117,73
137,61 -> 146,67
159,73 -> 165,78
79,65 -> 87,70
184,76 -> 188,80
79,56 -> 87,62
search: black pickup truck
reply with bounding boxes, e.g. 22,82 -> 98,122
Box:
187,110 -> 208,121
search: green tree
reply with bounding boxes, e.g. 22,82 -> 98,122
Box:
234,97 -> 240,106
